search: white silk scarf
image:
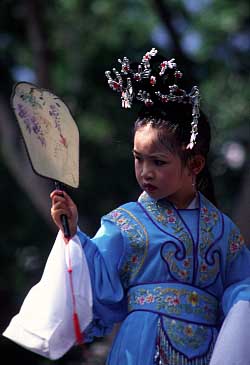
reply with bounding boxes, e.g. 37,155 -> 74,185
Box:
3,231 -> 93,360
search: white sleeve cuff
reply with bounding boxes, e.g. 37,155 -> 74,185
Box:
3,231 -> 93,360
209,300 -> 250,365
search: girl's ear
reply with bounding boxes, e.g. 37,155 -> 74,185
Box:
188,155 -> 206,175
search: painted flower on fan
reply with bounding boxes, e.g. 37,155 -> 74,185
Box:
59,133 -> 68,148
17,103 -> 28,119
17,104 -> 46,146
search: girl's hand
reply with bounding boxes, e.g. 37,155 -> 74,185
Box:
50,190 -> 78,238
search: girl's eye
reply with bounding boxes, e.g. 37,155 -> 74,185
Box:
134,155 -> 142,162
154,160 -> 166,166
134,156 -> 142,162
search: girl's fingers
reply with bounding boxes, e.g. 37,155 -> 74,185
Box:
51,190 -> 76,209
50,189 -> 78,236
50,190 -> 74,203
50,189 -> 62,199
50,191 -> 66,203
51,192 -> 70,209
52,199 -> 68,210
51,207 -> 70,218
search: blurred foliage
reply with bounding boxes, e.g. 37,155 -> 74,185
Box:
0,0 -> 249,364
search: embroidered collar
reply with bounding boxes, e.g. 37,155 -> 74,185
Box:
137,190 -> 223,287
140,192 -> 199,210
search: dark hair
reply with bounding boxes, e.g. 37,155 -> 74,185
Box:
134,102 -> 217,206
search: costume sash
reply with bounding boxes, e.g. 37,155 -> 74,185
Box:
128,282 -> 218,326
128,282 -> 218,362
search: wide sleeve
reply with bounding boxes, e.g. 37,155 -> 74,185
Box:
222,224 -> 250,316
78,217 -> 128,342
209,223 -> 250,365
209,300 -> 250,365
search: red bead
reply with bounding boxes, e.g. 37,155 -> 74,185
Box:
145,99 -> 153,106
162,96 -> 169,103
150,76 -> 156,85
175,71 -> 183,78
134,74 -> 141,81
113,81 -> 120,89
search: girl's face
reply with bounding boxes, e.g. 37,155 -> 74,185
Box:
133,124 -> 195,208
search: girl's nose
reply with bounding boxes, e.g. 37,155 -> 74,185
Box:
141,162 -> 154,180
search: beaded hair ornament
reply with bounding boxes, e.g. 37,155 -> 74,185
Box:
105,48 -> 200,149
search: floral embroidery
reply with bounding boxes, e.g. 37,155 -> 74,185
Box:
164,317 -> 211,350
128,285 -> 218,324
183,258 -> 191,268
187,291 -> 199,306
106,207 -> 148,287
155,317 -> 216,365
196,201 -> 222,287
227,227 -> 245,263
184,324 -> 193,337
139,192 -> 222,287
139,192 -> 195,283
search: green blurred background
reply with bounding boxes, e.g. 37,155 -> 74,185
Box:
0,0 -> 250,364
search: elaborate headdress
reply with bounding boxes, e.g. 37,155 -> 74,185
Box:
105,48 -> 200,149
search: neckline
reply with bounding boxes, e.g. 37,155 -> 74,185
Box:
157,193 -> 199,210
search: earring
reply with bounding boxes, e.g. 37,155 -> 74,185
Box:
192,175 -> 197,194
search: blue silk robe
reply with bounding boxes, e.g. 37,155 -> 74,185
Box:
78,192 -> 250,365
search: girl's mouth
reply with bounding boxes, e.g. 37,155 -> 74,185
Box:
144,184 -> 157,192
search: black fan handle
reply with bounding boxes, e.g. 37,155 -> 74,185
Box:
54,181 -> 71,239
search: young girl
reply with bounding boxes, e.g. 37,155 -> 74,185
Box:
4,49 -> 250,365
